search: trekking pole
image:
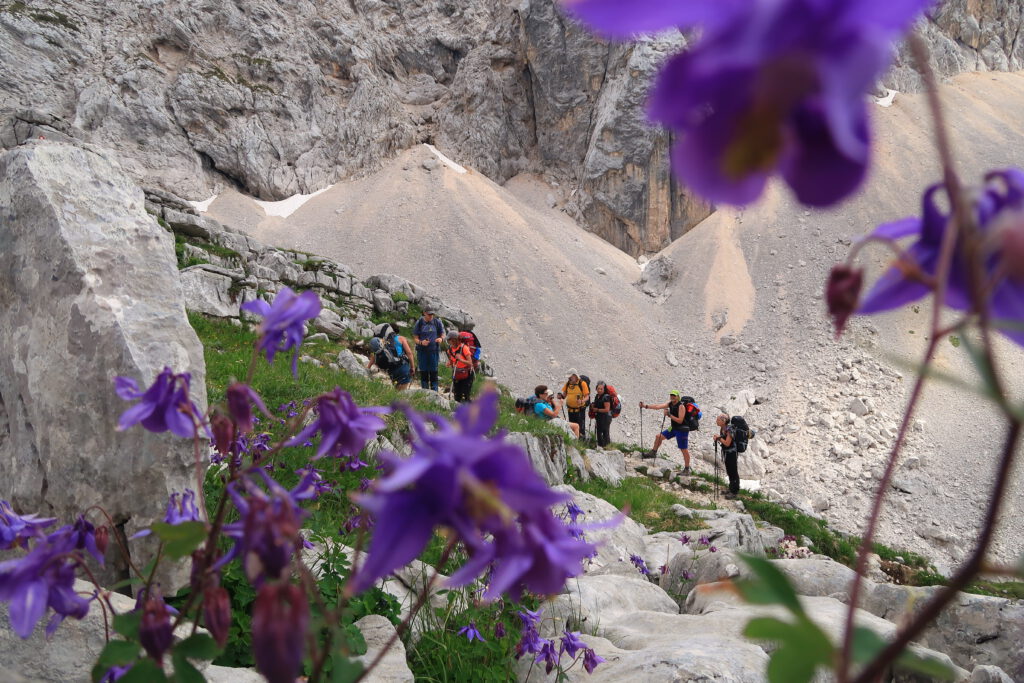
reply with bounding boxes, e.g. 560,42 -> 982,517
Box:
639,404 -> 643,449
714,440 -> 720,502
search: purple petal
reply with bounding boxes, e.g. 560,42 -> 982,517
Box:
562,0 -> 746,38
869,217 -> 921,241
9,579 -> 47,638
858,264 -> 931,314
113,376 -> 141,400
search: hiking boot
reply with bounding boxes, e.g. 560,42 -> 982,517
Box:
724,492 -> 738,500
642,450 -> 658,460
682,467 -> 692,475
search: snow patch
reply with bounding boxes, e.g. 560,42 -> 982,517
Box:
873,89 -> 897,108
254,186 -> 332,218
190,195 -> 218,213
424,143 -> 467,174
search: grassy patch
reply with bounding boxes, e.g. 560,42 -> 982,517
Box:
575,477 -> 709,533
741,494 -> 860,566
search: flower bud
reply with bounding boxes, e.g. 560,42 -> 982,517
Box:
203,585 -> 232,649
252,583 -> 308,683
826,264 -> 863,338
94,525 -> 110,556
139,592 -> 173,663
994,209 -> 1024,282
210,413 -> 236,458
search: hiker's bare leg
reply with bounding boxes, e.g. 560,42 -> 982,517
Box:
681,448 -> 691,469
652,433 -> 664,452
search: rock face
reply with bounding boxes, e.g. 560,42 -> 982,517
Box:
0,141 -> 205,580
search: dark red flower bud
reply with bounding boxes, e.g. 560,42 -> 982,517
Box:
94,526 -> 110,556
252,583 -> 308,683
227,382 -> 267,435
139,592 -> 173,663
203,585 -> 232,649
826,264 -> 863,338
995,209 -> 1024,282
210,413 -> 236,457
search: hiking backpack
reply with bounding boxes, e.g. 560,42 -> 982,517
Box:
516,396 -> 541,414
371,327 -> 404,369
729,415 -> 754,453
578,375 -> 591,406
607,385 -> 622,418
459,330 -> 482,362
680,396 -> 702,431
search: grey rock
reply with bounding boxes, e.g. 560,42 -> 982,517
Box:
554,484 -> 647,576
372,290 -> 395,314
314,308 -> 348,339
305,332 -> 329,344
665,350 -> 680,367
722,389 -> 757,418
692,509 -> 766,556
848,397 -> 871,417
179,266 -> 240,317
637,254 -> 676,298
581,448 -> 627,485
353,615 -> 414,682
505,432 -> 566,486
563,574 -> 679,623
337,350 -> 371,378
0,142 -> 205,587
670,504 -> 695,519
770,559 -> 866,601
970,665 -> 1015,683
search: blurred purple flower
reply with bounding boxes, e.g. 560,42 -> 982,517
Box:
351,392 -> 597,598
114,367 -> 203,438
292,466 -> 332,499
564,0 -> 930,207
458,621 -> 486,643
629,554 -> 651,576
242,287 -> 322,376
537,639 -> 560,674
583,647 -> 606,674
679,533 -> 691,545
99,665 -> 131,682
709,546 -> 718,553
166,490 -> 200,525
252,582 -> 308,683
139,591 -> 173,662
287,388 -> 389,460
698,535 -> 711,546
859,169 -> 1024,346
226,382 -> 269,435
0,539 -> 93,638
565,501 -> 584,524
826,264 -> 865,337
494,621 -> 507,639
204,584 -> 231,648
1,500 -> 56,550
518,608 -> 542,629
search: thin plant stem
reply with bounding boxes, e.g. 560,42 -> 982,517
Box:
852,419 -> 1021,683
837,32 -> 967,682
352,539 -> 457,683
84,505 -> 145,582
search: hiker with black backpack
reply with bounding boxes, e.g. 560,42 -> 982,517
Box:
591,381 -> 620,448
412,308 -> 445,391
560,370 -> 590,440
367,323 -> 415,390
445,331 -> 475,403
714,414 -> 740,499
639,390 -> 699,474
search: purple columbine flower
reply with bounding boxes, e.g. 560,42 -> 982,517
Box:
857,169 -> 1024,347
494,621 -> 507,639
252,582 -> 308,683
139,591 -> 173,663
679,533 -> 691,545
458,621 -> 486,643
698,535 -> 711,546
536,639 -> 560,674
350,392 -> 597,598
629,554 -> 651,576
559,630 -> 588,659
565,501 -> 584,524
564,0 -> 930,207
583,647 -> 606,674
0,539 -> 93,638
226,382 -> 269,435
241,287 -> 322,376
1,500 -> 56,550
166,490 -> 200,525
709,546 -> 717,553
518,608 -> 543,629
114,367 -> 204,438
287,388 -> 389,460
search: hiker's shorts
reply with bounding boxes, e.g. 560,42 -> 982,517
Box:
389,362 -> 411,386
662,429 -> 689,449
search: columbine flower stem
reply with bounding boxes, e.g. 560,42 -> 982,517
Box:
84,506 -> 145,581
352,539 -> 456,683
838,32 -> 969,682
852,419 -> 1021,683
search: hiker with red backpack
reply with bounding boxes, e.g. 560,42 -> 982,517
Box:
639,390 -> 700,474
591,381 -> 621,448
445,331 -> 475,403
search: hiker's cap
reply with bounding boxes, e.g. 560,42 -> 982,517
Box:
424,309 -> 435,315
669,390 -> 681,397
369,337 -> 383,352
567,368 -> 579,377
447,331 -> 460,339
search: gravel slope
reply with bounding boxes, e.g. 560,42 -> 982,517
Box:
206,72 -> 1024,572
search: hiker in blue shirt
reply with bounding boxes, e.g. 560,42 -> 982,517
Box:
413,309 -> 445,391
533,385 -> 580,439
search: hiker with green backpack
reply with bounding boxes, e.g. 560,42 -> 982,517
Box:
639,390 -> 700,474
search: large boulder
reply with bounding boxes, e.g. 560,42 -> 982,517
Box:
178,264 -> 241,317
580,449 -> 626,485
506,432 -> 567,486
353,615 -> 415,682
693,509 -> 766,557
563,574 -> 679,623
0,142 -> 206,584
553,484 -> 646,576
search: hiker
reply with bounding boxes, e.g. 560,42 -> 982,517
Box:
560,369 -> 590,440
413,308 -> 445,391
592,381 -> 613,448
714,414 -> 740,499
533,385 -> 580,438
367,326 -> 415,391
639,390 -> 692,474
446,331 -> 475,403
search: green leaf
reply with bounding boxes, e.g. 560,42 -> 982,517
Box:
330,656 -> 364,683
896,649 -> 957,680
112,611 -> 142,639
91,640 -> 140,682
737,555 -> 804,615
175,633 -> 220,660
766,643 -> 819,683
850,626 -> 887,664
119,658 -> 168,683
151,521 -> 207,559
171,651 -> 206,683
743,616 -> 798,641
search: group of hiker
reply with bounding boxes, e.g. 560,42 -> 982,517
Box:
366,308 -> 481,402
366,312 -> 752,499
